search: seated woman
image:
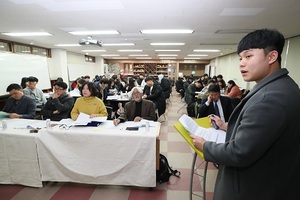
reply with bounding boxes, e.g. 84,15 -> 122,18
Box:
225,80 -> 243,99
71,82 -> 108,120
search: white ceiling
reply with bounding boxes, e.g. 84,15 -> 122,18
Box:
0,0 -> 300,61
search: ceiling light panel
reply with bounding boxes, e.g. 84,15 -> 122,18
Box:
118,50 -> 143,52
54,44 -> 81,47
128,54 -> 148,56
102,43 -> 135,46
187,54 -> 208,56
141,29 -> 194,34
68,30 -> 119,35
150,43 -> 185,46
81,50 -> 107,52
155,50 -> 181,52
2,32 -> 53,36
193,49 -> 220,52
157,54 -> 178,56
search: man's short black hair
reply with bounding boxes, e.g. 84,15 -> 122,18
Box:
6,83 -> 22,92
208,84 -> 220,93
27,76 -> 39,82
54,81 -> 68,89
216,74 -> 223,79
237,29 -> 285,64
145,77 -> 153,82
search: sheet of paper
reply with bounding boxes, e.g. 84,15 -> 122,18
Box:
72,112 -> 107,126
179,114 -> 226,143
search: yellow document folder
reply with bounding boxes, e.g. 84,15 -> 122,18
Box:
174,117 -> 211,160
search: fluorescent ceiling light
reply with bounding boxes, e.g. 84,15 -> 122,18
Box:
184,58 -> 202,60
68,30 -> 119,35
136,57 -> 152,59
101,54 -> 119,57
54,44 -> 81,47
102,43 -> 135,46
81,50 -> 106,52
150,43 -> 185,46
159,57 -> 176,60
118,49 -> 143,52
155,50 -> 181,52
141,29 -> 194,34
193,49 -> 220,52
187,54 -> 208,57
2,32 -> 53,36
128,54 -> 148,56
158,54 -> 178,56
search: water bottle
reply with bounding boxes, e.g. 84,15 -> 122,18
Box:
2,120 -> 7,129
46,119 -> 51,129
145,121 -> 150,131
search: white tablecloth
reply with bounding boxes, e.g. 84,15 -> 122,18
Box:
37,121 -> 158,187
0,119 -> 43,187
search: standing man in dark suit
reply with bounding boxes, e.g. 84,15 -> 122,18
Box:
198,84 -> 233,122
113,87 -> 156,125
143,77 -> 166,116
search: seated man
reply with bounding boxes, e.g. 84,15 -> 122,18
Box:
184,79 -> 203,105
198,84 -> 234,122
23,76 -> 47,108
143,76 -> 166,117
113,87 -> 156,125
41,81 -> 75,121
2,83 -> 36,119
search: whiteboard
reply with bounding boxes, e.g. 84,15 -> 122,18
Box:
0,51 -> 51,96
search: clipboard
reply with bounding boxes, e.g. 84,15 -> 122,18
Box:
174,117 -> 211,160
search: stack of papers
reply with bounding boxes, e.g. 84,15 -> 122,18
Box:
179,114 -> 225,143
71,112 -> 107,126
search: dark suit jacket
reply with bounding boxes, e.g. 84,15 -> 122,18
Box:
119,99 -> 157,121
198,95 -> 233,122
41,93 -> 75,121
2,95 -> 36,119
143,83 -> 166,116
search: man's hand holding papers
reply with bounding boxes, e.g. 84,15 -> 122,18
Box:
179,114 -> 226,146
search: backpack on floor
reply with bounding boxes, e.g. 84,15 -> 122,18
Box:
156,154 -> 181,183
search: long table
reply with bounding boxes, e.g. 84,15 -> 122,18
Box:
0,119 -> 160,188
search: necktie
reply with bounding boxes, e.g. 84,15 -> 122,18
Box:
214,102 -> 220,117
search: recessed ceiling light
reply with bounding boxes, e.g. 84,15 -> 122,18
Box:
54,44 -> 81,47
81,50 -> 107,52
2,32 -> 53,36
187,54 -> 208,56
128,54 -> 148,56
68,30 -> 119,35
102,43 -> 135,46
111,57 -> 128,59
159,57 -> 176,60
150,43 -> 185,46
184,57 -> 202,60
136,57 -> 152,59
193,49 -> 220,52
118,50 -> 143,52
158,54 -> 178,56
141,29 -> 194,34
155,50 -> 181,52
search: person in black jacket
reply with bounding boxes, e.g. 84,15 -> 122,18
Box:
143,77 -> 166,116
198,84 -> 233,122
41,81 -> 74,121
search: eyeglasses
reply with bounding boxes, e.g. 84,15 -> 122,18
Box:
54,87 -> 64,91
59,124 -> 72,130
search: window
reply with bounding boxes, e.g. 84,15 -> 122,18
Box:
0,41 -> 11,52
85,55 -> 95,63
